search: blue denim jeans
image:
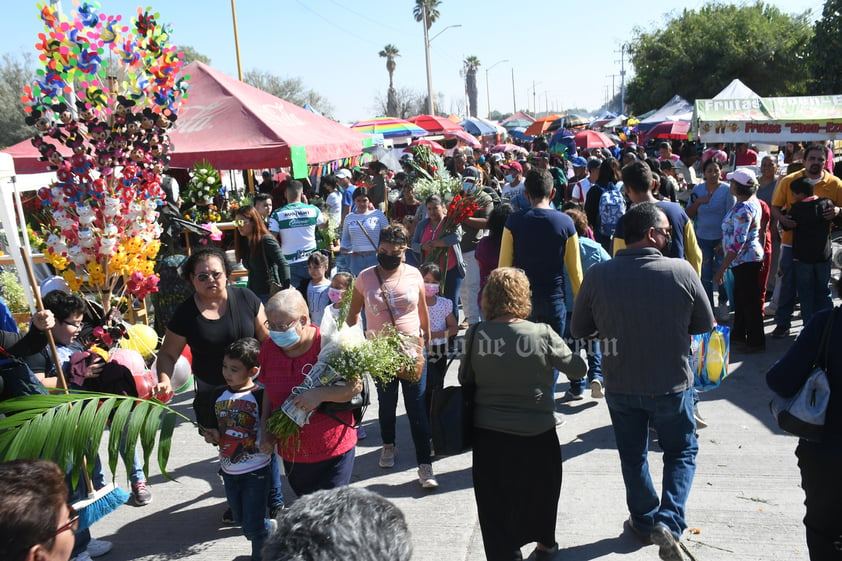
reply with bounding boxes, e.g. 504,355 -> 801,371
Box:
288,261 -> 310,289
350,252 -> 378,276
443,266 -> 464,321
334,253 -> 350,273
564,312 -> 603,395
529,292 -> 567,391
376,351 -> 431,465
268,452 -> 284,509
699,238 -> 727,309
221,465 -> 271,561
794,260 -> 833,325
605,388 -> 698,539
775,245 -> 796,329
283,448 -> 355,497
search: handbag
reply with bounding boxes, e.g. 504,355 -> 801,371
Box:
430,324 -> 478,456
769,307 -> 835,442
316,374 -> 371,429
373,268 -> 425,382
690,324 -> 731,390
0,347 -> 48,402
261,236 -> 284,296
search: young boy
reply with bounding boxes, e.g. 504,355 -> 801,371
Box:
788,176 -> 835,323
205,338 -> 275,561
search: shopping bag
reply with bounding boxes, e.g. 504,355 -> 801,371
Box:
689,325 -> 730,390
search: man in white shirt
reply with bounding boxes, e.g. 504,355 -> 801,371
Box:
500,161 -> 525,198
571,158 -> 602,204
268,180 -> 328,287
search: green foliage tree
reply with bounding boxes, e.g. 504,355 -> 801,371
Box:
463,56 -> 481,118
0,52 -> 36,150
626,2 -> 813,112
177,45 -> 211,65
810,0 -> 842,94
379,44 -> 400,116
243,70 -> 334,117
413,0 -> 441,29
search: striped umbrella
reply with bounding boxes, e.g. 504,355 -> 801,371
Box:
408,114 -> 463,134
350,117 -> 428,139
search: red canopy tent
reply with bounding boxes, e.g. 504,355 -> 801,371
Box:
3,61 -> 370,175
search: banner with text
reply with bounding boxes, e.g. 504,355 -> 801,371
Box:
693,95 -> 842,143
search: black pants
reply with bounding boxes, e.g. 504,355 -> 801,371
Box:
425,343 -> 450,418
732,261 -> 765,348
796,442 -> 842,560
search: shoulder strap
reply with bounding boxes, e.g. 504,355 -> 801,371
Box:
816,306 -> 836,369
373,267 -> 397,325
261,235 -> 278,284
354,219 -> 379,251
227,287 -> 243,341
458,323 -> 480,387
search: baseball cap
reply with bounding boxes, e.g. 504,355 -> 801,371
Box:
532,151 -> 551,160
335,168 -> 352,179
726,168 -> 758,185
502,161 -> 522,174
491,153 -> 504,162
571,156 -> 588,168
41,275 -> 70,296
462,166 -> 480,181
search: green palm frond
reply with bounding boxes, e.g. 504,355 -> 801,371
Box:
0,392 -> 192,487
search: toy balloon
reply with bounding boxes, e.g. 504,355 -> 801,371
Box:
150,355 -> 191,394
133,370 -> 156,400
109,348 -> 146,377
181,344 -> 192,366
121,323 -> 159,360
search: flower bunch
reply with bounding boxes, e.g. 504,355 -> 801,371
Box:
406,145 -> 462,202
266,309 -> 412,450
423,192 -> 480,275
185,161 -> 222,206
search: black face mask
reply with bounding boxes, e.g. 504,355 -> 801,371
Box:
377,252 -> 402,271
660,233 -> 673,257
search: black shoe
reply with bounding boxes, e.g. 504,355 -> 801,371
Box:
532,542 -> 559,560
269,504 -> 285,519
221,507 -> 235,525
625,516 -> 652,545
651,524 -> 684,561
771,325 -> 790,338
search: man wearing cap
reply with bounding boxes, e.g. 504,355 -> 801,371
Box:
770,144 -> 842,338
571,158 -> 602,204
459,166 -> 497,327
336,168 -> 356,223
269,180 -> 328,287
565,156 -> 589,203
500,161 -> 524,198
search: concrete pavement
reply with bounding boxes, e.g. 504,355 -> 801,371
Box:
92,313 -> 811,561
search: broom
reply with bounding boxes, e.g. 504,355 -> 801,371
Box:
20,247 -> 130,530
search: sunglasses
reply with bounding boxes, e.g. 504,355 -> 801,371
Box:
54,506 -> 80,536
233,218 -> 251,227
194,271 -> 224,283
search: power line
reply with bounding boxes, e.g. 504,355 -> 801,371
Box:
326,0 -> 405,34
294,0 -> 381,46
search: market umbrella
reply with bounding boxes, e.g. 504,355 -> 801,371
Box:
501,118 -> 533,130
524,114 -> 564,136
490,143 -> 528,155
646,120 -> 691,140
508,128 -> 534,142
404,138 -> 445,154
350,117 -> 429,139
573,130 -> 616,149
549,128 -> 577,159
408,114 -> 463,134
443,129 -> 481,148
459,117 -> 499,137
547,114 -> 589,132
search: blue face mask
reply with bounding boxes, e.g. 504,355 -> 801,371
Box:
269,325 -> 300,348
462,181 -> 477,193
504,174 -> 515,184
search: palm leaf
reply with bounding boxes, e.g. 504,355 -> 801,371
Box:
0,391 -> 193,486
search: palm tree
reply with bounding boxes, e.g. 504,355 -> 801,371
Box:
379,44 -> 400,90
413,0 -> 441,29
464,56 -> 481,117
379,44 -> 401,117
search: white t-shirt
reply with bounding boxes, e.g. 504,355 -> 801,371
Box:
326,190 -> 342,226
215,386 -> 271,475
268,202 -> 327,263
572,178 -> 593,202
501,180 -> 525,198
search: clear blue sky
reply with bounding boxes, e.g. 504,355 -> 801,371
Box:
0,0 -> 822,123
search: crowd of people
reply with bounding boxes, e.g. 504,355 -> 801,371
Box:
2,132 -> 842,561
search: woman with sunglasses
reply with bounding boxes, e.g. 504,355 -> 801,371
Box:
154,248 -> 278,520
0,459 -> 75,561
234,205 -> 290,303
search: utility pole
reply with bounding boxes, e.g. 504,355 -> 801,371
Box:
615,44 -> 627,114
511,68 -> 517,113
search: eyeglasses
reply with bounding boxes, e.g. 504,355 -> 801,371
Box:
654,227 -> 672,237
61,319 -> 83,330
54,506 -> 80,536
194,271 -> 224,283
233,218 -> 251,227
264,318 -> 299,331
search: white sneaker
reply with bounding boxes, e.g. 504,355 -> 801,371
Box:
417,463 -> 438,489
590,379 -> 604,399
379,444 -> 396,468
86,538 -> 113,557
71,553 -> 93,561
